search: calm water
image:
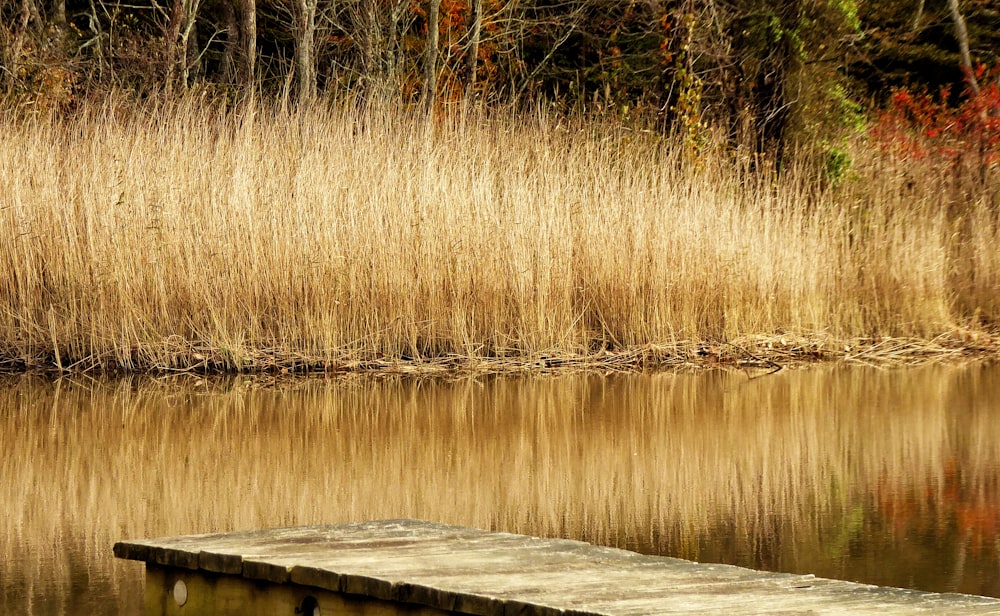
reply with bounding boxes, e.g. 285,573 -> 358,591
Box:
2,365 -> 999,614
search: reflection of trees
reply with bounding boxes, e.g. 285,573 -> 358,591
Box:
876,457 -> 1000,585
3,364 -> 1000,613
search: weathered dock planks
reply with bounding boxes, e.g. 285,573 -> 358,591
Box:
114,519 -> 1000,615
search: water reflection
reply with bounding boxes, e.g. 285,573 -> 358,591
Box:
2,365 -> 999,614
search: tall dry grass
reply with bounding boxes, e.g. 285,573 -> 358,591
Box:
0,99 -> 998,372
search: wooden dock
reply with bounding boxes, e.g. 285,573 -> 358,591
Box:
114,519 -> 1000,615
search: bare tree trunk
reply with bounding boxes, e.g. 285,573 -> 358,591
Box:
51,0 -> 66,26
465,0 -> 481,96
294,0 -> 318,101
185,17 -> 201,83
358,0 -> 409,97
946,0 -> 979,96
422,0 -> 439,109
237,0 -> 256,91
84,0 -> 106,80
220,0 -> 237,81
164,0 -> 185,93
387,1 -> 403,83
179,0 -> 202,87
164,0 -> 202,92
358,0 -> 381,91
13,0 -> 32,46
360,0 -> 376,79
391,3 -> 407,76
4,0 -> 34,88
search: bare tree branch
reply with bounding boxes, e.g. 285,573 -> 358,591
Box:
422,0 -> 440,109
946,0 -> 979,96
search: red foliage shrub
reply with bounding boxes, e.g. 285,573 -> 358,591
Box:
869,64 -> 1000,171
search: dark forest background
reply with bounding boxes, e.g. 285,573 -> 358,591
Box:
1,0 -> 998,155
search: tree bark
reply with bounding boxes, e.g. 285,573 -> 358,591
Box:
179,0 -> 202,87
295,0 -> 318,101
12,0 -> 32,61
164,0 -> 185,93
946,0 -> 979,96
423,0 -> 440,109
465,0 -> 482,96
360,0 -> 376,79
236,0 -> 256,90
220,0 -> 237,81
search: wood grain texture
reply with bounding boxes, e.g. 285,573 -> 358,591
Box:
115,520 -> 1000,615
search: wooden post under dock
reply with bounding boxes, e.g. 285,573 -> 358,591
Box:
114,519 -> 1000,615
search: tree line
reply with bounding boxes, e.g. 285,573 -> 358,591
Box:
1,0 -> 998,151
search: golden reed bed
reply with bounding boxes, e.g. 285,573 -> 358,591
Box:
1,99 -> 998,373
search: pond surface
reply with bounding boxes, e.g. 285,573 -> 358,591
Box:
2,364 -> 999,614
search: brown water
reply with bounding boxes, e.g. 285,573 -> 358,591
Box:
2,365 -> 999,614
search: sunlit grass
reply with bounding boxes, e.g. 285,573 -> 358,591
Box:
0,98 -> 997,372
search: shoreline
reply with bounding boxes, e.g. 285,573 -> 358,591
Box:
2,332 -> 996,377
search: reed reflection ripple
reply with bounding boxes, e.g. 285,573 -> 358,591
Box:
2,365 -> 999,614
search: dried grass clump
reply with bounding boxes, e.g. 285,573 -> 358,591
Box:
0,98 -> 997,373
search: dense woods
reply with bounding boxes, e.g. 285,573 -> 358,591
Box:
1,0 -> 998,149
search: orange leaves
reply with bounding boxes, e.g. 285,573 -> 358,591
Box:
440,0 -> 466,31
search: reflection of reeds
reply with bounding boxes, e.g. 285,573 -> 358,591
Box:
0,101 -> 998,373
3,366 -> 1000,613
